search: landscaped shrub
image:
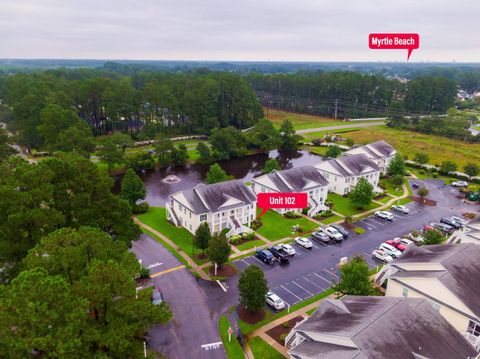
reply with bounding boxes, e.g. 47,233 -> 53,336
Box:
345,215 -> 353,224
280,334 -> 288,343
325,200 -> 334,208
284,211 -> 302,219
241,232 -> 248,239
296,225 -> 305,233
314,209 -> 333,219
229,235 -> 242,244
432,172 -> 439,178
312,138 -> 323,146
282,322 -> 290,328
251,218 -> 263,230
419,170 -> 425,175
133,202 -> 150,214
139,267 -> 150,278
245,232 -> 255,241
302,207 -> 309,215
353,227 -> 365,235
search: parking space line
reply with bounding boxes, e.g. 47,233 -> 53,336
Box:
252,256 -> 267,265
313,272 -> 333,285
324,269 -> 339,279
292,280 -> 314,296
280,285 -> 303,301
303,276 -> 323,290
295,244 -> 312,253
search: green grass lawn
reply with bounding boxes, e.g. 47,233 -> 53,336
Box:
343,126 -> 480,169
136,207 -> 203,262
379,178 -> 404,196
248,337 -> 284,359
219,316 -> 244,359
266,108 -> 344,130
407,167 -> 456,185
139,228 -> 190,268
239,288 -> 335,335
235,239 -> 265,251
327,193 -> 381,217
256,209 -> 318,241
304,146 -> 329,156
375,195 -> 392,204
318,214 -> 343,224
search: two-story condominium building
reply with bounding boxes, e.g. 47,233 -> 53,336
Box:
315,153 -> 381,195
343,140 -> 396,174
285,296 -> 477,359
251,165 -> 328,217
376,243 -> 480,352
166,180 -> 257,237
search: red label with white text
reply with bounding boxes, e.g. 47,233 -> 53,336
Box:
257,192 -> 308,218
369,33 -> 419,60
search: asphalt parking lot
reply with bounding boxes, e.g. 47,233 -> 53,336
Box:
232,181 -> 475,308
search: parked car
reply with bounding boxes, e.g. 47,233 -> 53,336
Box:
430,222 -> 453,233
440,217 -> 462,229
266,291 -> 285,311
331,223 -> 349,239
397,238 -> 414,247
151,287 -> 164,305
411,182 -> 419,189
407,232 -> 425,244
379,243 -> 402,258
269,246 -> 290,263
391,205 -> 409,214
311,231 -> 331,244
294,237 -> 313,249
325,227 -> 344,242
450,216 -> 468,226
451,181 -> 468,188
281,243 -> 296,256
255,249 -> 275,264
372,249 -> 393,263
385,239 -> 407,252
375,211 -> 394,221
423,225 -> 435,232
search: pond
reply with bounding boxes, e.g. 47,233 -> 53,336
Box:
117,149 -> 323,207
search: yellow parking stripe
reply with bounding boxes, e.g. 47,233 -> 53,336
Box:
151,265 -> 185,278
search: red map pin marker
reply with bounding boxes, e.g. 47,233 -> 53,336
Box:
256,192 -> 308,219
369,33 -> 420,61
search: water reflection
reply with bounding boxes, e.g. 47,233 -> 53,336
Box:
118,149 -> 322,206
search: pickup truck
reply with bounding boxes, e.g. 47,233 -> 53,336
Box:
269,246 -> 290,263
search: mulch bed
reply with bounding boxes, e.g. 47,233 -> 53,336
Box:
208,263 -> 237,277
408,196 -> 436,206
194,253 -> 208,261
135,277 -> 151,287
374,194 -> 388,201
266,316 -> 305,345
342,222 -> 356,230
238,305 -> 266,324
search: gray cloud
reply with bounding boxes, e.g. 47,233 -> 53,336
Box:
0,0 -> 478,61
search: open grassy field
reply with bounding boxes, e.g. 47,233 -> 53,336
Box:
266,108 -> 344,130
301,127 -> 366,140
341,127 -> 480,168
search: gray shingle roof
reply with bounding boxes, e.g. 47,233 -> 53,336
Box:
321,153 -> 380,177
258,165 -> 328,192
293,296 -> 476,359
392,243 -> 480,320
174,179 -> 256,214
369,140 -> 396,157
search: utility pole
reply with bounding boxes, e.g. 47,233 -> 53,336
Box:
334,99 -> 339,119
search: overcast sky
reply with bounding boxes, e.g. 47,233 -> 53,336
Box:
1,0 -> 479,62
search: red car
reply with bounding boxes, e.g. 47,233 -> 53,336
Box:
385,239 -> 407,252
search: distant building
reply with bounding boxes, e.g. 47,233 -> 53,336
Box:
315,153 -> 381,195
460,220 -> 480,245
377,243 -> 480,351
285,296 -> 477,359
166,180 -> 256,237
251,165 -> 329,216
343,140 -> 396,174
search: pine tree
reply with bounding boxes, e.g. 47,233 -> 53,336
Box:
120,169 -> 146,206
238,265 -> 269,313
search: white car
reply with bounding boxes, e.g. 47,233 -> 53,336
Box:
379,243 -> 402,258
451,216 -> 468,226
375,211 -> 394,221
407,232 -> 425,244
266,291 -> 285,311
397,238 -> 414,247
294,237 -> 313,249
451,181 -> 468,188
391,205 -> 409,214
372,249 -> 393,263
281,243 -> 296,256
325,227 -> 344,241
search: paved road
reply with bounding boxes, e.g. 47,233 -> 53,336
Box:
295,121 -> 385,134
131,235 -> 226,359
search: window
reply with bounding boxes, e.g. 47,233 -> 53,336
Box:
189,212 -> 192,218
467,320 -> 480,337
428,300 -> 440,311
402,287 -> 408,297
200,214 -> 207,222
222,212 -> 225,217
189,224 -> 192,231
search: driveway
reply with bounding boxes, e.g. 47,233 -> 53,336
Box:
131,235 -> 226,359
